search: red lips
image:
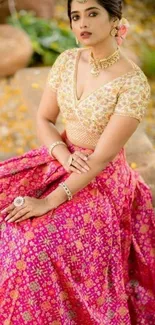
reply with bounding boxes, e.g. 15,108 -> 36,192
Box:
80,32 -> 92,36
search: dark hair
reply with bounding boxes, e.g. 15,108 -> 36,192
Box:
68,0 -> 123,25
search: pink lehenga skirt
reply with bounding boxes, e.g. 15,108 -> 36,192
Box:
0,133 -> 155,325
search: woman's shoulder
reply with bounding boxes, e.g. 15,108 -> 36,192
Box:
58,47 -> 79,61
49,47 -> 79,73
121,60 -> 150,94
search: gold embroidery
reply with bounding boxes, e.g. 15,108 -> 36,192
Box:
35,268 -> 43,276
150,248 -> 155,257
38,251 -> 48,262
118,306 -> 128,316
140,224 -> 149,233
57,245 -> 65,255
4,320 -> 12,325
94,219 -> 104,230
67,310 -> 77,320
80,228 -> 85,235
29,281 -> 40,292
85,278 -> 94,288
41,301 -> 51,311
60,291 -> 68,301
24,231 -> 34,240
97,295 -> 105,306
83,213 -> 91,224
75,240 -> 83,250
46,48 -> 150,148
22,311 -> 32,321
66,218 -> 75,229
46,224 -> 57,233
16,259 -> 27,271
10,289 -> 19,300
51,272 -> 59,282
71,255 -> 78,262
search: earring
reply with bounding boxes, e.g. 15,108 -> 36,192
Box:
110,28 -> 118,37
76,37 -> 79,45
110,18 -> 119,37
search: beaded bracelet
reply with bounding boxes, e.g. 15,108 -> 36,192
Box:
49,141 -> 67,157
59,182 -> 73,201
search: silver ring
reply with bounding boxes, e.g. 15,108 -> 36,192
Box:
13,196 -> 25,207
68,155 -> 74,167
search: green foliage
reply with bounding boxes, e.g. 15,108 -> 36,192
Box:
140,46 -> 155,79
7,10 -> 77,66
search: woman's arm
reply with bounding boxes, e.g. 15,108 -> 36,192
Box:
47,114 -> 139,207
37,86 -> 71,166
37,86 -> 90,173
37,86 -> 70,165
2,113 -> 140,223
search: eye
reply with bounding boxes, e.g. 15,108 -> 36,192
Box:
71,12 -> 98,21
89,12 -> 98,17
71,15 -> 80,21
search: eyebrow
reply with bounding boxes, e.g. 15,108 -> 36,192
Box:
71,7 -> 100,15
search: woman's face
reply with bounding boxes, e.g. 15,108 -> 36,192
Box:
70,0 -> 116,46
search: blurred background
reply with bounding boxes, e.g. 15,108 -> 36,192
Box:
0,0 -> 155,160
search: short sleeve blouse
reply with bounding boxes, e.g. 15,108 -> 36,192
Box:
113,72 -> 151,122
46,48 -> 151,126
46,51 -> 68,92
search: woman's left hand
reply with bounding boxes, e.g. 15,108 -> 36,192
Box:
2,197 -> 53,223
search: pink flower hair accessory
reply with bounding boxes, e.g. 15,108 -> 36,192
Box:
116,18 -> 130,46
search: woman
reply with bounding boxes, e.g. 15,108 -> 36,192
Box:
0,0 -> 155,324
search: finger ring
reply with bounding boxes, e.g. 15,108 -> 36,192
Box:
13,196 -> 25,207
68,155 -> 74,166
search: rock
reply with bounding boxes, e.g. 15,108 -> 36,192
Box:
0,0 -> 56,23
16,0 -> 56,19
0,25 -> 33,77
12,67 -> 64,134
125,123 -> 155,167
125,124 -> 155,206
138,162 -> 155,207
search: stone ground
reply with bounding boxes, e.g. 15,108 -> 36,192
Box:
0,73 -> 64,161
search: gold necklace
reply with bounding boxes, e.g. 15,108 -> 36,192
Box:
89,48 -> 120,77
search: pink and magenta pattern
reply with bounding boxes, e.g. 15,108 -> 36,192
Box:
0,134 -> 155,324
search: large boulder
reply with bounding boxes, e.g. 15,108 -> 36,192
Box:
125,124 -> 155,206
0,0 -> 56,23
16,0 -> 56,19
0,24 -> 33,77
12,66 -> 64,135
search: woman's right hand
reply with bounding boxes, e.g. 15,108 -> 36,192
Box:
63,151 -> 90,174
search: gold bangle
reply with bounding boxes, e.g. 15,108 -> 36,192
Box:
49,141 -> 67,157
59,182 -> 73,201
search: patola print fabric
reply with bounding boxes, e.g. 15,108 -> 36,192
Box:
0,48 -> 155,324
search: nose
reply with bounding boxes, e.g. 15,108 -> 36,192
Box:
80,16 -> 89,29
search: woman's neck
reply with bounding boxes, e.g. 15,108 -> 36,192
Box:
87,39 -> 118,60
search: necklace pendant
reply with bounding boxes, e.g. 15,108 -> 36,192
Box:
89,48 -> 120,76
90,67 -> 99,77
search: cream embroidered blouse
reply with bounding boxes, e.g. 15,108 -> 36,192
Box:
47,48 -> 150,149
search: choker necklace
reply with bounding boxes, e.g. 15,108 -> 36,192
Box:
89,48 -> 120,77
